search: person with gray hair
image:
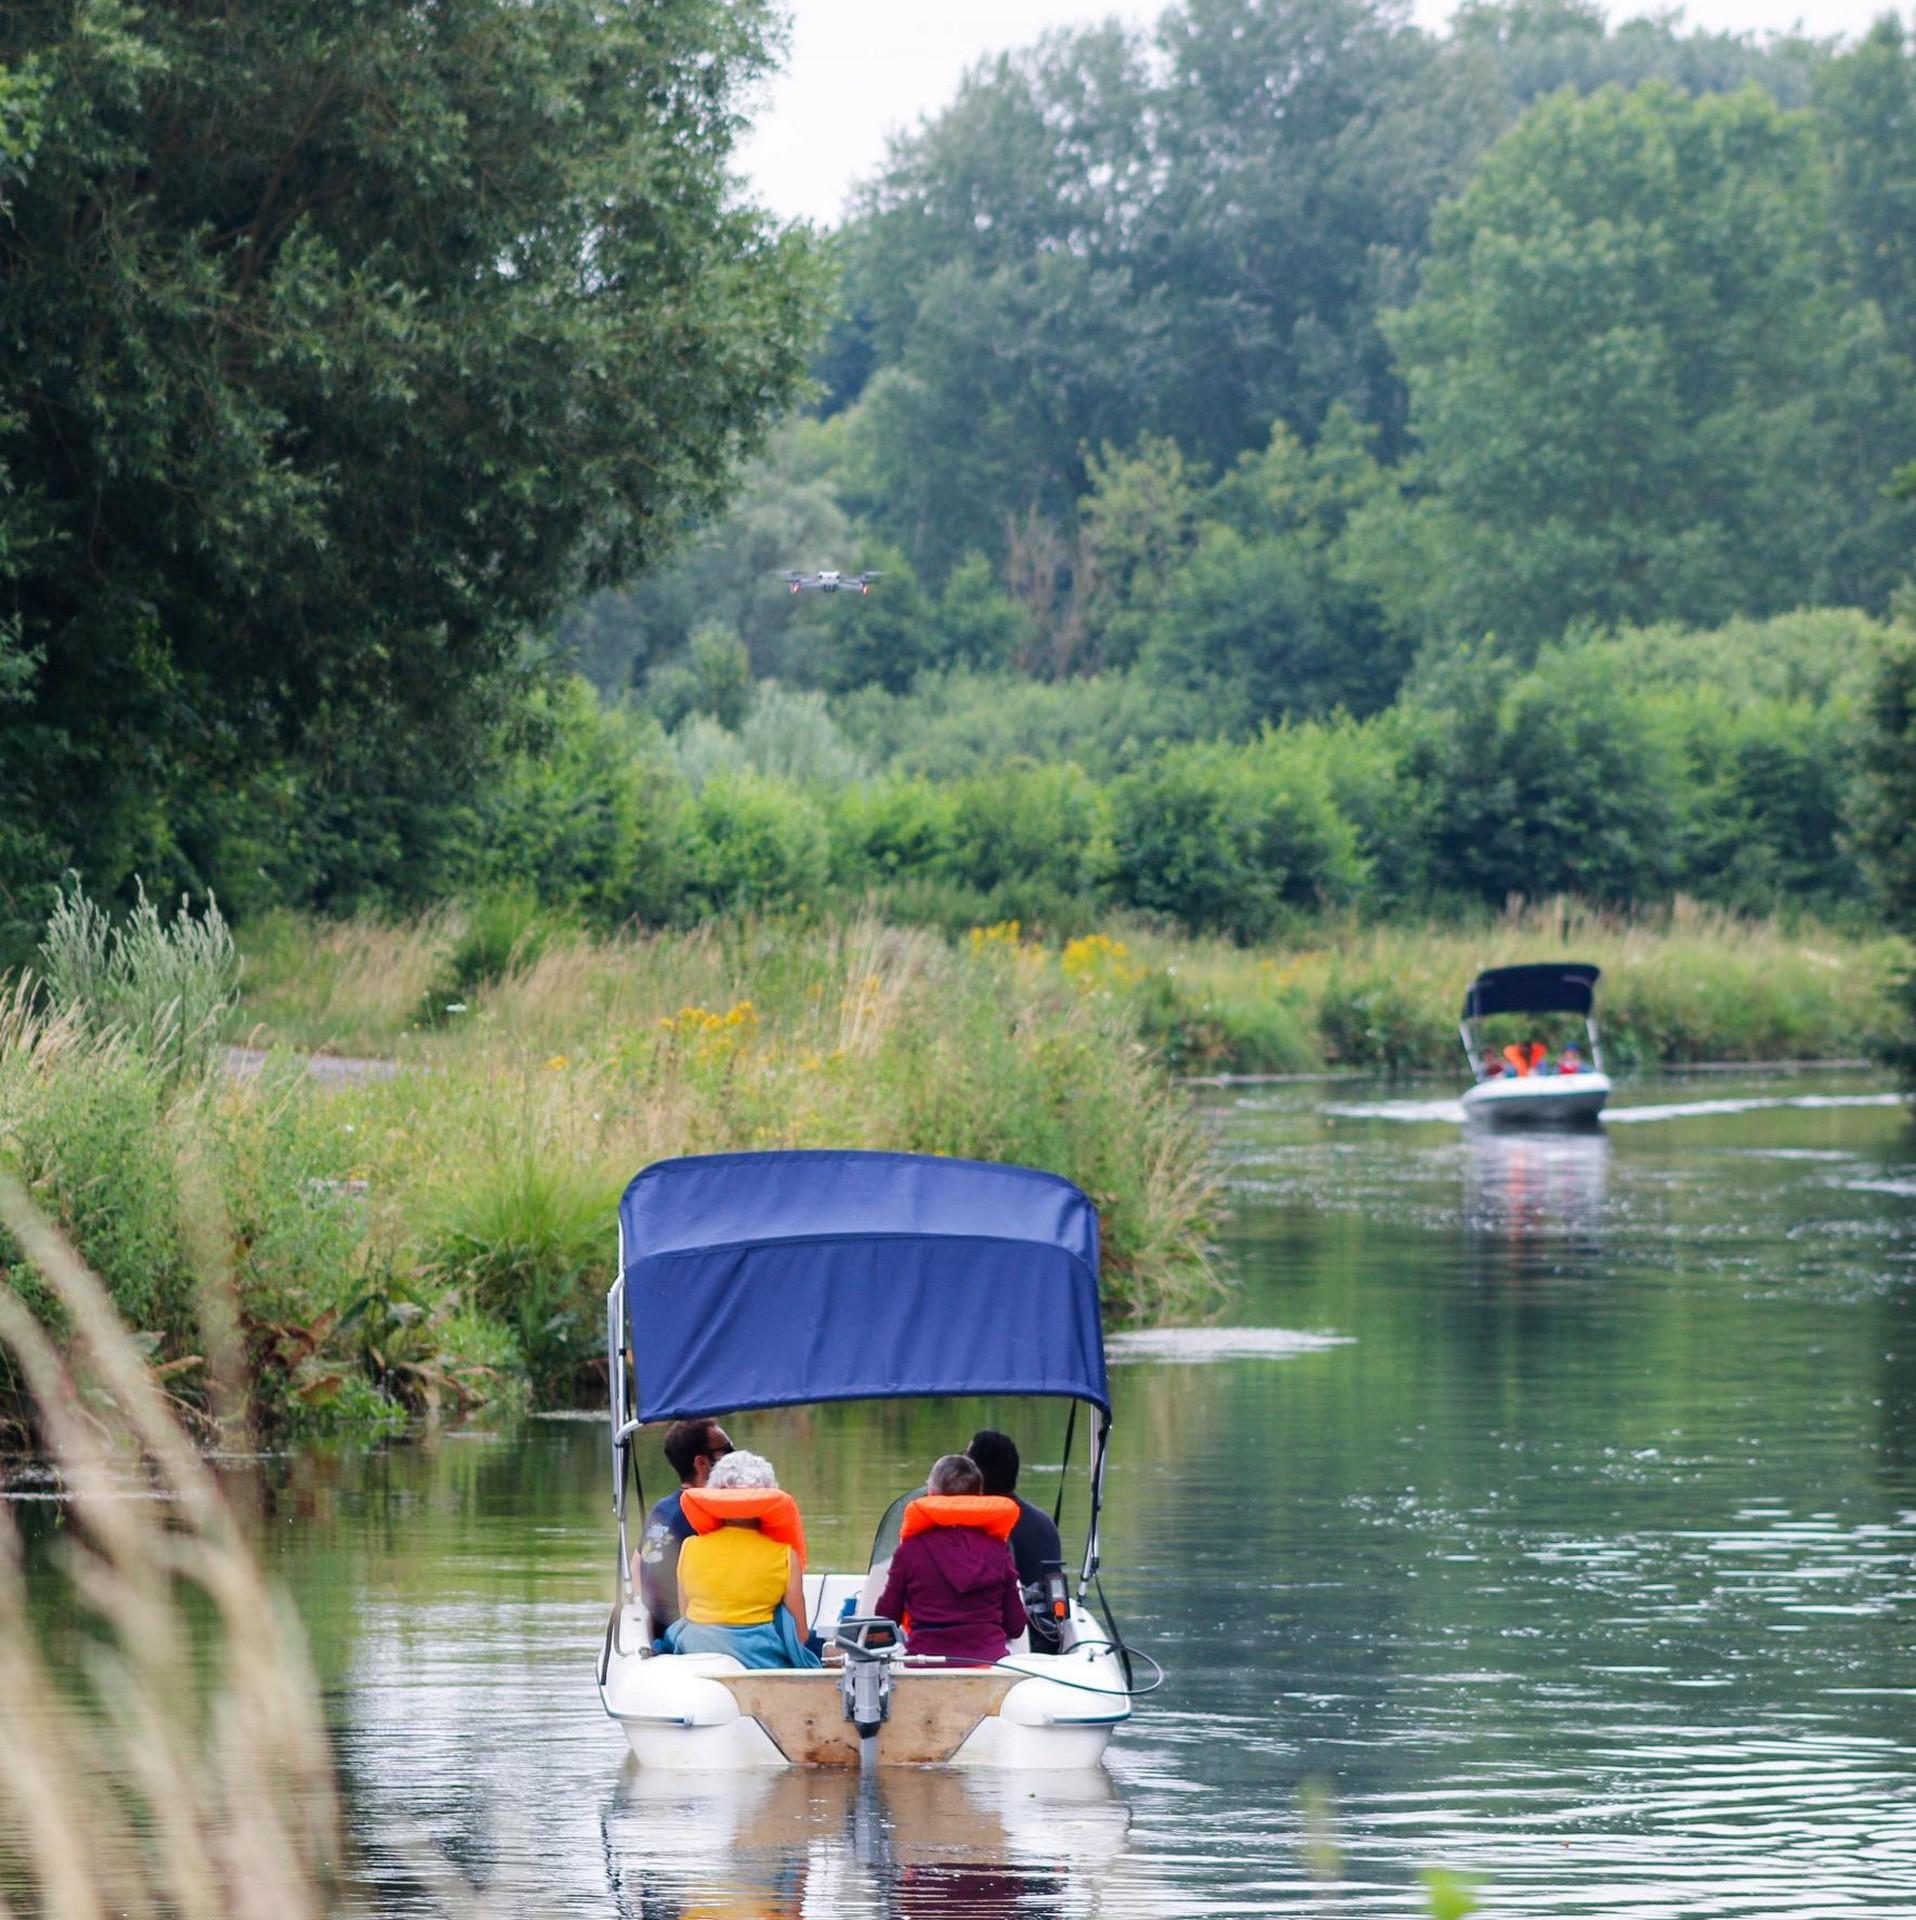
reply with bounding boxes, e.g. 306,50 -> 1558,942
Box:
665,1448 -> 820,1669
874,1453 -> 1027,1666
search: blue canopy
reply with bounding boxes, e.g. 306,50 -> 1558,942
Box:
618,1151 -> 1109,1420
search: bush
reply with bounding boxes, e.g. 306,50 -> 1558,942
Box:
0,1034 -> 197,1351
945,764 -> 1113,903
827,777 -> 959,887
685,772 -> 832,913
422,1152 -> 621,1400
38,875 -> 240,1082
464,678 -> 689,926
1110,738 -> 1361,941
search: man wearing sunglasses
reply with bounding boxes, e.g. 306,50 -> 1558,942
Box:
636,1418 -> 734,1642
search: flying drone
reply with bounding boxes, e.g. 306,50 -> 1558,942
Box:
778,569 -> 881,596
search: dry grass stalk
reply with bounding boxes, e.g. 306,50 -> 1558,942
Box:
0,1175 -> 342,1920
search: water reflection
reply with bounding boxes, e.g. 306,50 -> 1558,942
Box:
601,1767 -> 1130,1920
1462,1128 -> 1611,1256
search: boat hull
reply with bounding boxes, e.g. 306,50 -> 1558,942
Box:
1461,1072 -> 1610,1126
602,1599 -> 1130,1771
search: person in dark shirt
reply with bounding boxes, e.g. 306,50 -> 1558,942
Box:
635,1416 -> 732,1640
968,1427 -> 1066,1651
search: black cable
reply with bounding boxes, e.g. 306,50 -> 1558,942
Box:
1093,1568 -> 1136,1691
1052,1399 -> 1078,1526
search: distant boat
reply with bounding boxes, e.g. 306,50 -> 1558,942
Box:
1458,963 -> 1611,1125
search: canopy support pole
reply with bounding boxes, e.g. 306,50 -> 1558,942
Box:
607,1271 -> 633,1601
1052,1398 -> 1079,1527
1587,1015 -> 1605,1075
1459,1019 -> 1481,1079
1076,1409 -> 1112,1603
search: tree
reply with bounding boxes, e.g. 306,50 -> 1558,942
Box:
1387,82 -> 1916,654
1817,17 -> 1916,367
1857,625 -> 1916,1087
0,0 -> 825,913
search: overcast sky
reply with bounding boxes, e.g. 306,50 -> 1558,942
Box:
737,0 -> 1906,226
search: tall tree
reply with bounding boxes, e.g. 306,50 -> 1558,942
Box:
0,0 -> 825,915
1387,81 -> 1916,655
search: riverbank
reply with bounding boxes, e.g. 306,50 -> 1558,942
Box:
1,916 -> 1222,1435
239,899 -> 1904,1078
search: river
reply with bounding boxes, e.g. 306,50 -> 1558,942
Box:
41,1071 -> 1916,1913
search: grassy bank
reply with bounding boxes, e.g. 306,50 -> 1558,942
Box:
3,915 -> 1223,1433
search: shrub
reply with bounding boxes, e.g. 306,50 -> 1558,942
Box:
827,777 -> 959,887
0,1030 -> 197,1352
945,764 -> 1113,901
38,875 -> 240,1082
1110,737 -> 1361,941
686,773 -> 832,913
464,678 -> 689,926
421,1154 -> 624,1401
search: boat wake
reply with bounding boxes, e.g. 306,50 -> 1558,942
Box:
1606,1093 -> 1907,1123
1321,1091 -> 1905,1126
1106,1327 -> 1352,1363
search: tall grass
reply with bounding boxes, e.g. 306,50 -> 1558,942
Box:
0,1175 -> 342,1918
39,876 -> 241,1082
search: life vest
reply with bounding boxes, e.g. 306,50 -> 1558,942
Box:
678,1486 -> 807,1567
899,1494 -> 1020,1543
1502,1043 -> 1530,1078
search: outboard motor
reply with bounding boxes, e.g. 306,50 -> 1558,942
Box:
835,1616 -> 902,1751
1024,1557 -> 1077,1654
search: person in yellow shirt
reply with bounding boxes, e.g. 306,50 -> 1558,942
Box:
666,1450 -> 820,1669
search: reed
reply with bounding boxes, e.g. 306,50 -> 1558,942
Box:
0,1175 -> 342,1919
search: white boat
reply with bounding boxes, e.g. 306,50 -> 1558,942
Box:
596,1150 -> 1148,1771
1458,963 -> 1611,1126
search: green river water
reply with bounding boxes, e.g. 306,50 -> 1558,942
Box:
28,1072 -> 1916,1915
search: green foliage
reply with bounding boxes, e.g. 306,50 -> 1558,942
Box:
463,681 -> 688,928
645,624 -> 754,733
686,774 -> 832,913
1421,1867 -> 1482,1920
423,1156 -> 623,1401
1857,627 -> 1916,1084
1399,644 -> 1680,906
946,765 -> 1114,904
1110,738 -> 1361,941
430,889 -> 572,1016
1387,82 -> 1916,652
674,683 -> 872,790
0,0 -> 825,911
0,1018 -> 198,1388
38,876 -> 240,1082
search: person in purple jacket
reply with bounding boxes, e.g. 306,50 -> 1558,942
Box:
874,1453 -> 1028,1667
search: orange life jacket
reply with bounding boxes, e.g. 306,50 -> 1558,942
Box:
1502,1042 -> 1531,1078
899,1494 -> 1021,1543
678,1486 -> 807,1567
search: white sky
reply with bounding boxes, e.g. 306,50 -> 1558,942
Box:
738,0 -> 1905,226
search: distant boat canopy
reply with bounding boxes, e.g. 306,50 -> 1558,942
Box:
1459,963 -> 1602,1022
617,1149 -> 1110,1422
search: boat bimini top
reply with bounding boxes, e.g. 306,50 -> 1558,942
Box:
1459,962 -> 1605,1077
607,1149 -> 1114,1609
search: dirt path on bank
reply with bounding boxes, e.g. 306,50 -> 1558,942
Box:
223,1046 -> 399,1087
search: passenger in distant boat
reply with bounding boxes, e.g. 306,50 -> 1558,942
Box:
1502,1042 -> 1531,1077
667,1450 -> 821,1669
636,1416 -> 734,1642
875,1454 -> 1027,1667
968,1428 -> 1066,1652
1485,1051 -> 1512,1081
1559,1045 -> 1585,1074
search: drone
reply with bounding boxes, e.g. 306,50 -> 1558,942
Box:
778,569 -> 881,596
